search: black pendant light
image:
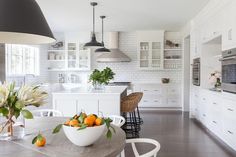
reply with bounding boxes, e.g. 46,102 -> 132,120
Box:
84,2 -> 102,48
95,16 -> 110,53
0,0 -> 55,44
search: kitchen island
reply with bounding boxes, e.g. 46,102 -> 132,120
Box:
52,86 -> 127,117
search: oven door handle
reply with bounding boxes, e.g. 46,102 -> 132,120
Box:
219,56 -> 236,61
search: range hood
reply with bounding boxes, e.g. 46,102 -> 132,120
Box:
96,32 -> 131,62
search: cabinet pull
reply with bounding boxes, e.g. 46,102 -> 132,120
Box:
228,29 -> 232,40
143,100 -> 148,102
154,100 -> 159,102
212,121 -> 217,124
213,102 -> 217,105
202,98 -> 206,101
228,130 -> 234,135
227,108 -> 234,112
154,90 -> 159,92
143,90 -> 148,92
203,114 -> 206,117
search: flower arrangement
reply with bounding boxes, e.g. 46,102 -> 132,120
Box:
209,71 -> 221,88
0,82 -> 47,139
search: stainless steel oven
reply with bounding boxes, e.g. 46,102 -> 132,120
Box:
221,48 -> 236,93
192,58 -> 200,86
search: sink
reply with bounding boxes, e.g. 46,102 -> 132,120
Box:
62,83 -> 82,90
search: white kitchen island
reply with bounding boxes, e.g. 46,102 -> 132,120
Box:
52,86 -> 127,117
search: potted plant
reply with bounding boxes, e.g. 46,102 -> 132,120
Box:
89,67 -> 115,89
0,82 -> 47,140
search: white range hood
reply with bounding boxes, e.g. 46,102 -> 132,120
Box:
96,32 -> 131,62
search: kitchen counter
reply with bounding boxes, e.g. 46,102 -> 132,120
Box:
52,86 -> 127,95
52,86 -> 127,117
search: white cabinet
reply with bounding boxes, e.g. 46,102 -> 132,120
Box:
47,41 -> 91,71
191,88 -> 236,151
53,96 -> 78,117
137,31 -> 164,70
134,83 -> 181,108
52,91 -> 124,117
77,99 -> 98,115
222,99 -> 236,149
222,1 -> 236,50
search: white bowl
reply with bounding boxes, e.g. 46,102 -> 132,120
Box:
63,124 -> 106,146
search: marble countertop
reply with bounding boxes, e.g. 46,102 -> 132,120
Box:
52,86 -> 127,95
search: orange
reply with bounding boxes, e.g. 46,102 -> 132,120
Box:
84,117 -> 95,127
69,119 -> 79,127
64,119 -> 70,125
88,114 -> 97,122
35,137 -> 46,147
95,118 -> 103,126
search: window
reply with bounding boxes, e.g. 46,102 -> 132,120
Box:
6,44 -> 40,76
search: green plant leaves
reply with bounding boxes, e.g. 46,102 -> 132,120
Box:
32,133 -> 43,144
15,101 -> 24,109
21,109 -> 33,119
89,67 -> 115,85
0,107 -> 9,116
52,124 -> 62,134
32,136 -> 38,144
104,118 -> 115,139
77,124 -> 87,131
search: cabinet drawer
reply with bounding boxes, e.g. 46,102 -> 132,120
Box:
142,94 -> 160,100
208,118 -> 222,138
223,99 -> 236,122
141,88 -> 162,95
140,99 -> 162,107
167,98 -> 180,107
167,87 -> 180,95
223,121 -> 236,149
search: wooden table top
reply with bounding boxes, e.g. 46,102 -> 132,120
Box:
0,117 -> 126,157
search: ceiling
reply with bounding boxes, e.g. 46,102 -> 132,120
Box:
36,0 -> 209,32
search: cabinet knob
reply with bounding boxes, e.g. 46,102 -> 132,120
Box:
227,108 -> 234,112
212,121 -> 217,124
143,100 -> 148,102
213,102 -> 217,105
228,130 -> 234,135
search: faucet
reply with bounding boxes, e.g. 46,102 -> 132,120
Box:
58,74 -> 65,83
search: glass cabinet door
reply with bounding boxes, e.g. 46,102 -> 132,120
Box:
139,42 -> 149,68
151,42 -> 161,68
78,50 -> 90,69
67,42 -> 79,69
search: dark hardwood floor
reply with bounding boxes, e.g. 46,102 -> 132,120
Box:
124,110 -> 236,157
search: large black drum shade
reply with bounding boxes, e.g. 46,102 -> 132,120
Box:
0,0 -> 55,44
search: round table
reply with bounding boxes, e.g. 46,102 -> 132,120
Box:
0,117 -> 126,157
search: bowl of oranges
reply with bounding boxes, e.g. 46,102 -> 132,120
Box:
53,112 -> 114,147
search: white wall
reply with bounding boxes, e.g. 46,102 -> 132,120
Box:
47,32 -> 183,84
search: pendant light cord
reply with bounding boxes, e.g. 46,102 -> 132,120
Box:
93,5 -> 95,34
101,17 -> 104,42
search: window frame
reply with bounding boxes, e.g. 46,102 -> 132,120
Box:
6,44 -> 40,77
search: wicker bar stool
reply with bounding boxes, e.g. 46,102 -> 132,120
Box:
126,92 -> 144,125
121,92 -> 143,138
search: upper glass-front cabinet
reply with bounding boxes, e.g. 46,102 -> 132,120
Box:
137,31 -> 164,70
138,42 -> 162,69
47,41 -> 91,71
